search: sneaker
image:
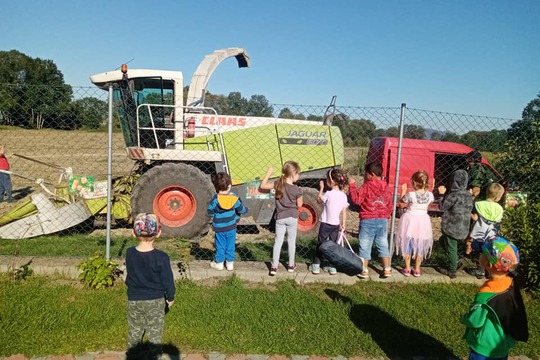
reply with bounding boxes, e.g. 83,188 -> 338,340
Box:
466,268 -> 485,279
437,267 -> 457,279
269,266 -> 278,276
287,264 -> 296,273
400,268 -> 411,277
225,261 -> 234,271
309,264 -> 320,275
357,270 -> 369,279
324,266 -> 337,275
210,261 -> 224,271
382,268 -> 393,278
412,269 -> 422,277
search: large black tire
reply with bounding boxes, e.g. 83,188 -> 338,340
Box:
131,163 -> 214,239
297,187 -> 322,239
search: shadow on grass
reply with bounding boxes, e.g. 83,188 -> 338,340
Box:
324,289 -> 457,359
126,342 -> 181,360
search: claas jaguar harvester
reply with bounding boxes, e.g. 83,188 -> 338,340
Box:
90,48 -> 344,239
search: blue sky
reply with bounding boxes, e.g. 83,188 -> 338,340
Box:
1,0 -> 538,119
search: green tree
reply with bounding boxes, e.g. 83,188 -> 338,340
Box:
498,93 -> 540,203
246,94 -> 273,117
0,50 -> 72,129
73,97 -> 108,129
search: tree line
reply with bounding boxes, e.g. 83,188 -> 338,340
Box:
1,50 -> 539,198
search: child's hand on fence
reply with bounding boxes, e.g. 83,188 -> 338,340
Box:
348,177 -> 356,185
438,185 -> 447,195
319,180 -> 325,191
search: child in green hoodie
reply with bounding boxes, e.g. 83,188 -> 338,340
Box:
461,237 -> 529,360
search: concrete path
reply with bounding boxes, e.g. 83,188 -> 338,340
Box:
0,255 -> 485,285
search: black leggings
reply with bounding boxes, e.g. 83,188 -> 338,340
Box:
312,222 -> 340,265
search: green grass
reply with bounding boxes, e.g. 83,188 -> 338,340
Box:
0,275 -> 538,358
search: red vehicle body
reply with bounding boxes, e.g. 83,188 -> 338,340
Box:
367,137 -> 504,213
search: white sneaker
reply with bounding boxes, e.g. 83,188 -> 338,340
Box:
210,261 -> 224,270
226,261 -> 234,271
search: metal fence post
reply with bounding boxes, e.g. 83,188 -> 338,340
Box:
105,84 -> 113,260
389,103 -> 407,257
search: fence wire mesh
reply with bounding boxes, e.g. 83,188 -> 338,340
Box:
0,84 -> 530,264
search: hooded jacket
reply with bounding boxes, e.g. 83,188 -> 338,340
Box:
462,275 -> 529,358
349,178 -> 393,220
441,170 -> 473,239
207,193 -> 248,232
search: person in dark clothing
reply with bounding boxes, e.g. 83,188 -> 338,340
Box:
125,213 -> 175,354
437,169 -> 474,278
462,237 -> 529,360
466,150 -> 487,199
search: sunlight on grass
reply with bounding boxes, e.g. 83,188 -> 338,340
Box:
1,275 -> 538,358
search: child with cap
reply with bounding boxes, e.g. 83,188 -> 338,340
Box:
461,237 -> 529,360
125,213 -> 175,354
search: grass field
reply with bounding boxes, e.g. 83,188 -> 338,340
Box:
1,274 -> 538,358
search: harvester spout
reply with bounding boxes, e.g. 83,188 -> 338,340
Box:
186,48 -> 250,107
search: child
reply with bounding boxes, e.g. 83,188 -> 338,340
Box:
260,161 -> 303,276
207,172 -> 248,271
465,182 -> 505,279
395,170 -> 434,277
310,169 -> 349,275
0,145 -> 13,203
461,237 -> 529,360
438,169 -> 474,279
349,162 -> 393,278
125,213 -> 175,354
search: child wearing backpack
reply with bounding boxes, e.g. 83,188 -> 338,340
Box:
461,237 -> 529,360
465,182 -> 505,279
348,162 -> 393,278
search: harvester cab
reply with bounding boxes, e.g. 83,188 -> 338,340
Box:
88,47 -> 345,239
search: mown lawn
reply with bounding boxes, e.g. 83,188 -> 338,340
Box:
1,275 -> 538,358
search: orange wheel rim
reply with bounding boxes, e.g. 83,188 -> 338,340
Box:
297,203 -> 318,232
153,186 -> 196,227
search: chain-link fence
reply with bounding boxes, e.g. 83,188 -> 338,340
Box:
0,84 -> 529,263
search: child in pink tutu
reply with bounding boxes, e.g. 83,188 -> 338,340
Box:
395,170 -> 434,277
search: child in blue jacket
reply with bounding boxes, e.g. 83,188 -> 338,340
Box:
208,172 -> 248,271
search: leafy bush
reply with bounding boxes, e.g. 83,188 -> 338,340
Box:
10,258 -> 33,280
77,252 -> 123,289
501,203 -> 540,295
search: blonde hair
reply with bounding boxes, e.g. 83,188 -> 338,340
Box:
486,183 -> 505,202
411,170 -> 429,191
275,161 -> 300,199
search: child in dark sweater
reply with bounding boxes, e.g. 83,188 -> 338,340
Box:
125,213 -> 175,354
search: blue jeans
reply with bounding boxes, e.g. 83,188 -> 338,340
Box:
0,173 -> 12,201
214,229 -> 237,263
358,218 -> 390,260
469,349 -> 507,360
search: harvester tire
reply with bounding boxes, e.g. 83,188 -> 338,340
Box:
297,187 -> 322,239
131,163 -> 214,239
